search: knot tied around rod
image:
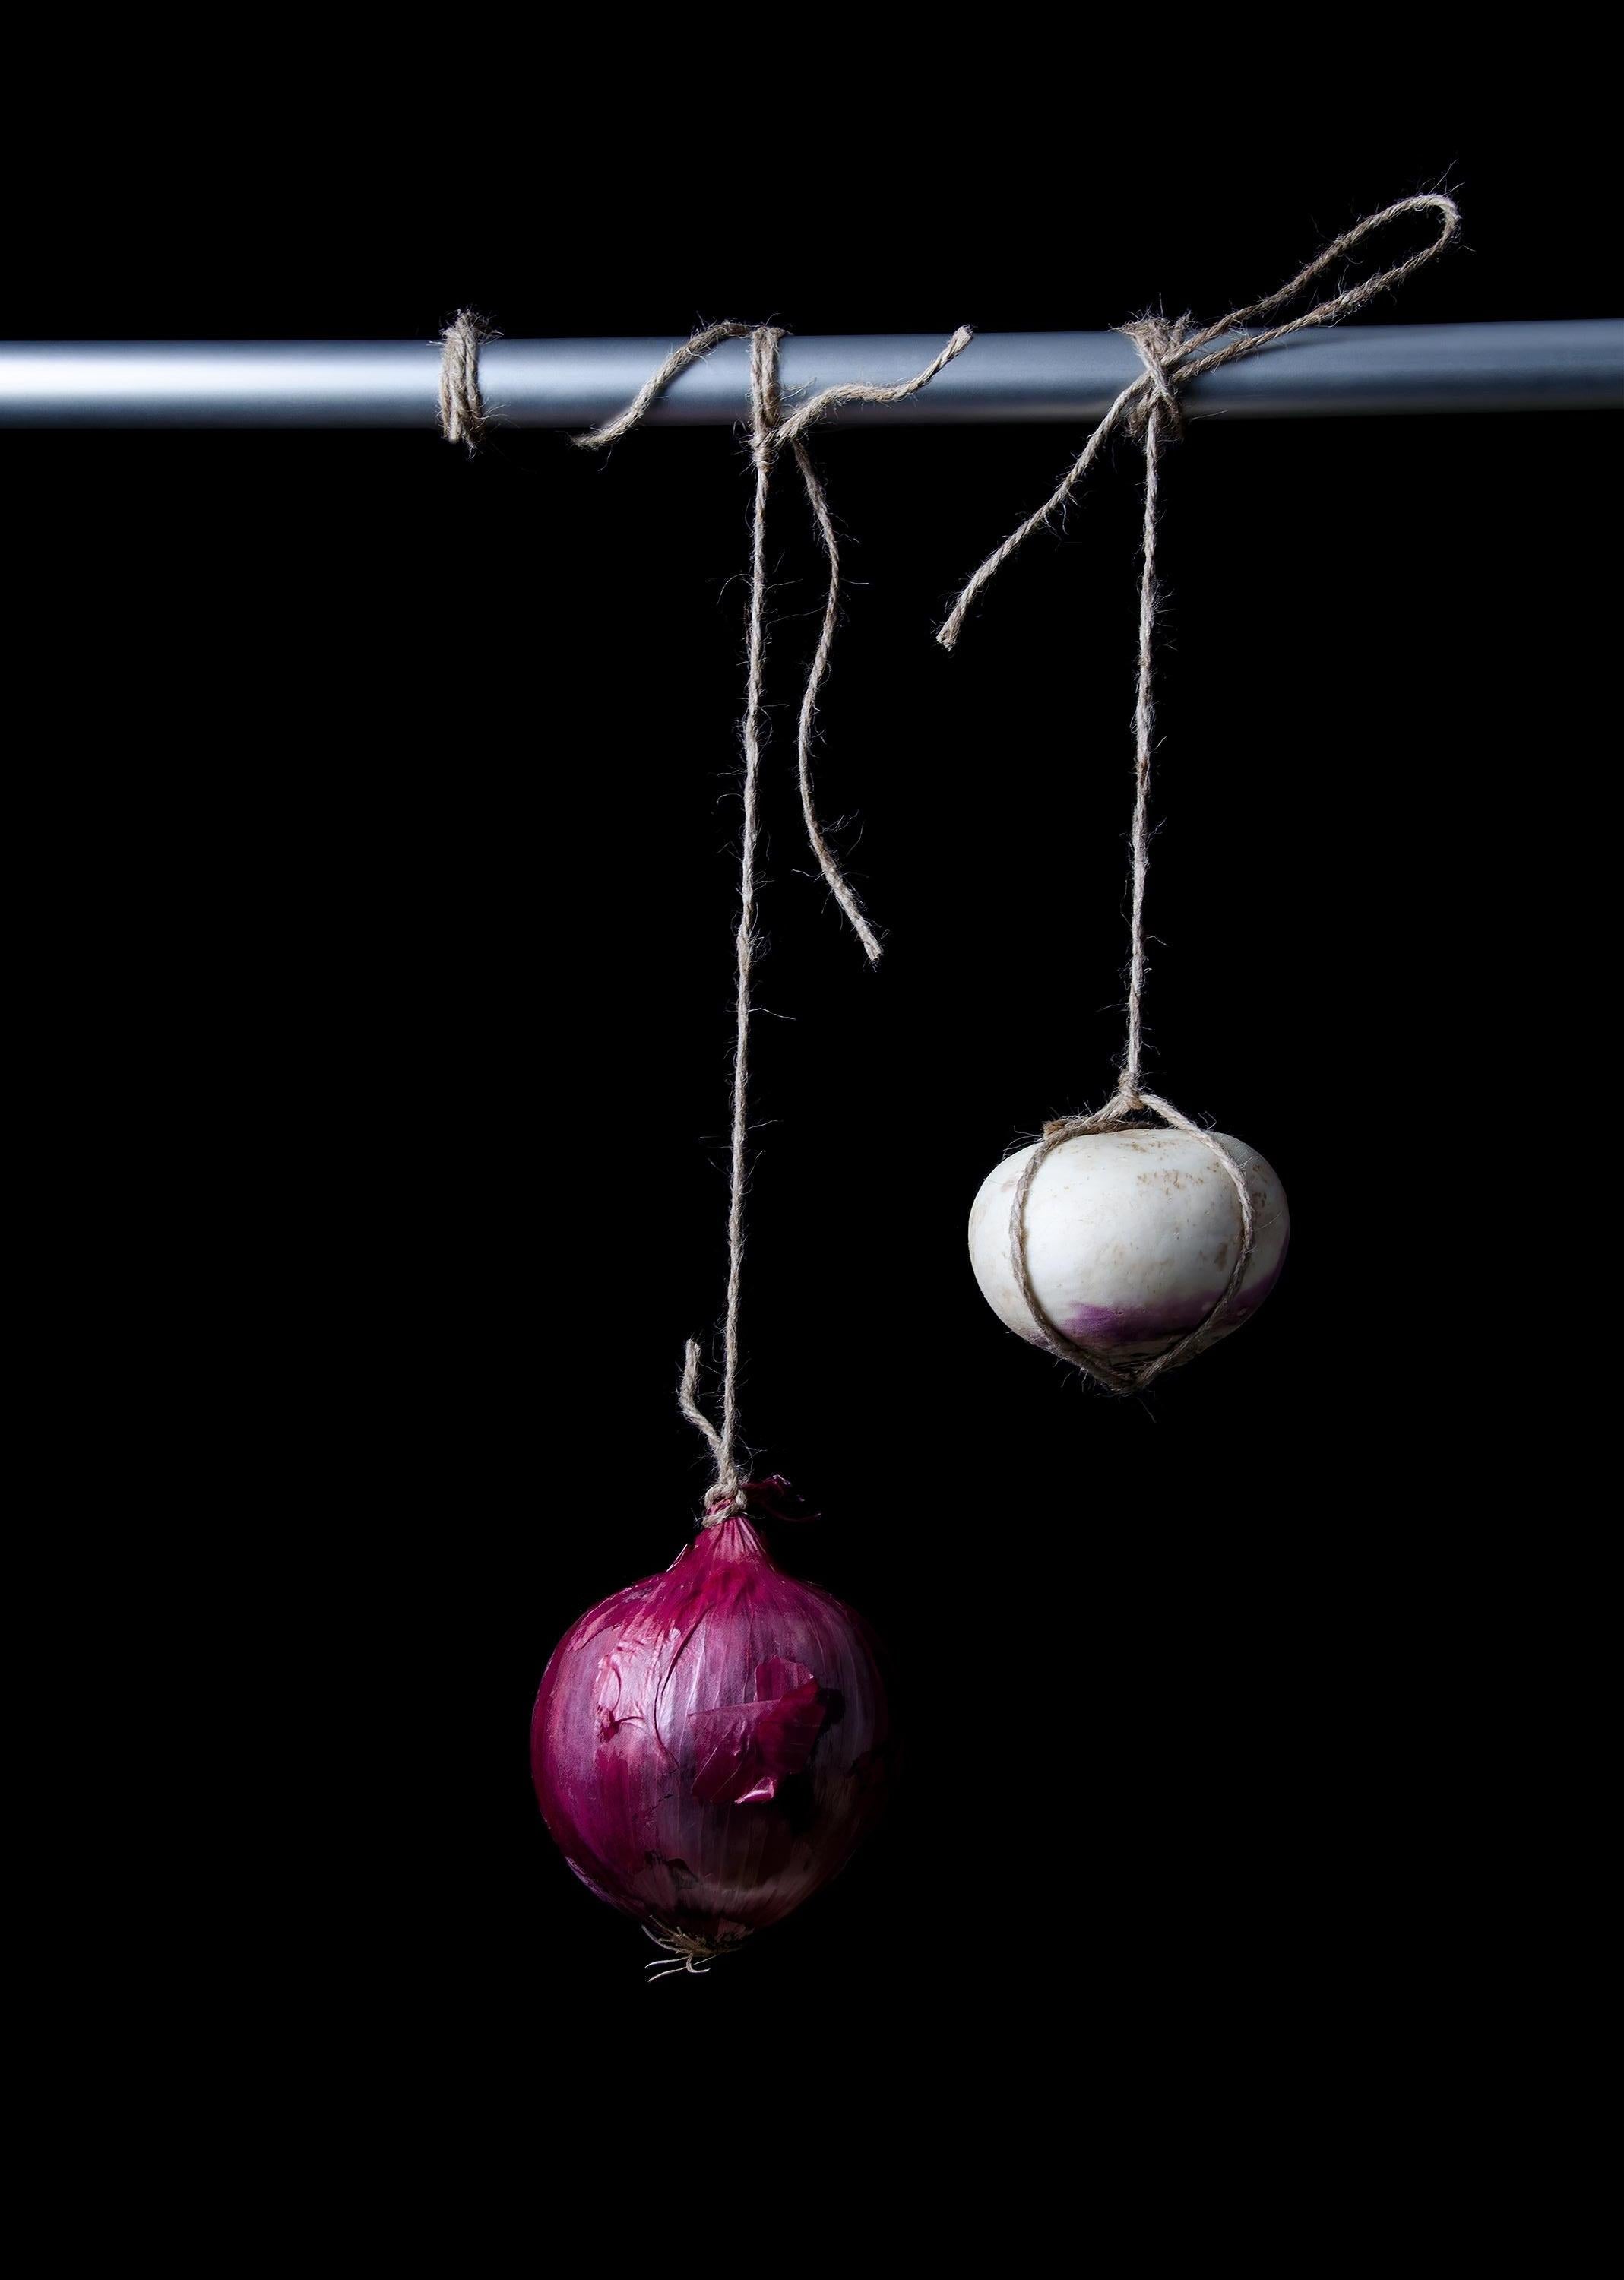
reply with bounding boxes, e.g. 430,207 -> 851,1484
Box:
1118,312 -> 1191,439
438,311 -> 498,453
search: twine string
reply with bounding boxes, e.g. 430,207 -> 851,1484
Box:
581,320 -> 973,1509
574,319 -> 758,449
781,326 -> 974,964
1116,312 -> 1188,1104
937,195 -> 1460,1390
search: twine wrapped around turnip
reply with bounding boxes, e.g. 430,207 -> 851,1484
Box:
969,1094 -> 1290,1393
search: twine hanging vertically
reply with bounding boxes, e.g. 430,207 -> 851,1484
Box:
579,320 -> 973,1505
943,194 -> 1461,1392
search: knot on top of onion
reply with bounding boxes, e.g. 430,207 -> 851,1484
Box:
530,1512 -> 889,1958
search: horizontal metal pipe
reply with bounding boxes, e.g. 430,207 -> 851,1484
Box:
1,323 -> 1619,429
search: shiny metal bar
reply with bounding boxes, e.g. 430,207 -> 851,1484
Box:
1,323 -> 1620,428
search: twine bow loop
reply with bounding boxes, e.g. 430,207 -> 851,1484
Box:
936,191 -> 1460,651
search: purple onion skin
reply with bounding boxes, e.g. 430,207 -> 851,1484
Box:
531,1516 -> 891,1946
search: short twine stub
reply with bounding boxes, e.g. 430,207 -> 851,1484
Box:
580,320 -> 973,1515
938,194 -> 1461,1392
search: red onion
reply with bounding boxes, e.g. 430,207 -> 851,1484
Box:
531,1493 -> 889,1968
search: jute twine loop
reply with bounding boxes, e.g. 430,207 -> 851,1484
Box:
943,193 -> 1461,1392
583,319 -> 973,1513
438,311 -> 498,453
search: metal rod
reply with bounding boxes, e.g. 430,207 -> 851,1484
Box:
1,323 -> 1619,429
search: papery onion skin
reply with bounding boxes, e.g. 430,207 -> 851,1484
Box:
531,1514 -> 891,1946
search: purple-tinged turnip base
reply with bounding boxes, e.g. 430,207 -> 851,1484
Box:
1062,1247 -> 1286,1354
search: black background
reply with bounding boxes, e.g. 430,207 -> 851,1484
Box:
10,109 -> 1616,2163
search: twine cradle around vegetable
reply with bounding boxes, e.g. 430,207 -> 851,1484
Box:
939,193 -> 1461,1395
572,318 -> 973,1512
